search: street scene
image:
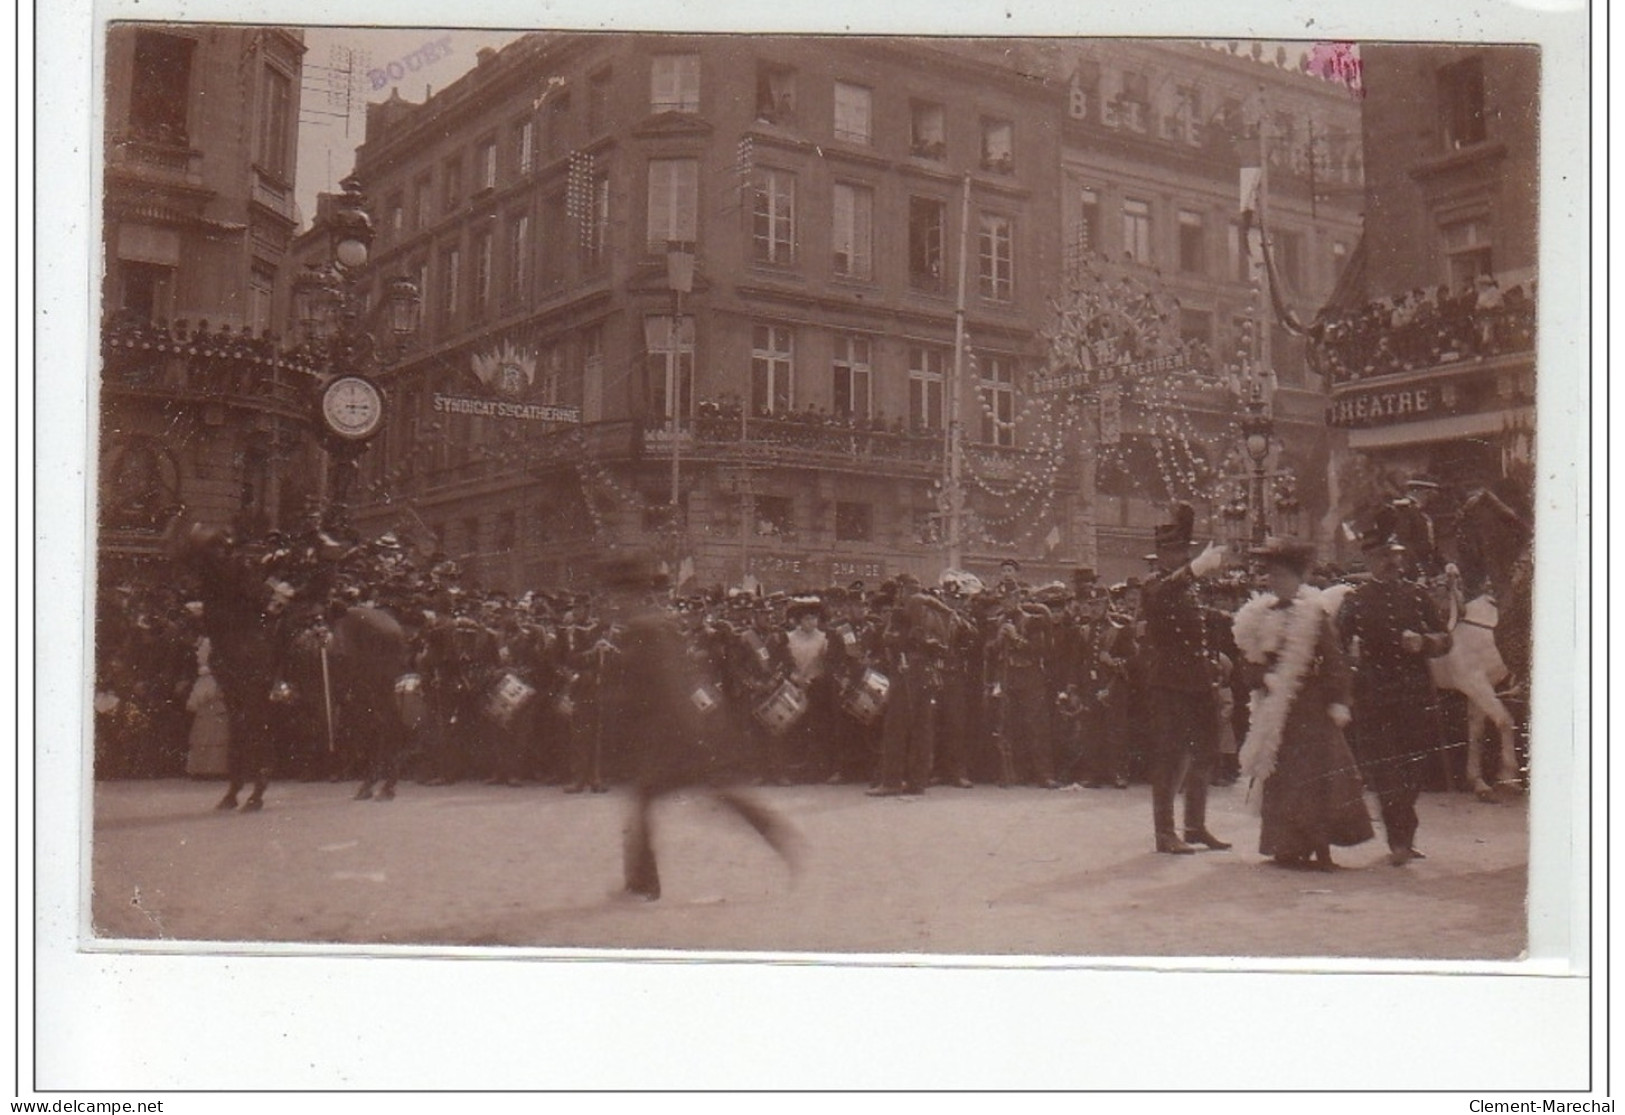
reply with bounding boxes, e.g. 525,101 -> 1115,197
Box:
93,28 -> 1540,963
93,778 -> 1527,959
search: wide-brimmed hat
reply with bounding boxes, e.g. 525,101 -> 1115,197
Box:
786,595 -> 824,620
1248,537 -> 1317,575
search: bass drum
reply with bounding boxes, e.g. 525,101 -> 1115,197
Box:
841,667 -> 890,725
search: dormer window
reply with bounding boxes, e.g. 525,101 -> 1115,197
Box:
755,62 -> 796,125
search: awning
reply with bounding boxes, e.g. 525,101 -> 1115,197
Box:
1346,406 -> 1534,450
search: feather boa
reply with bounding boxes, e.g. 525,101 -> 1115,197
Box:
1232,585 -> 1326,807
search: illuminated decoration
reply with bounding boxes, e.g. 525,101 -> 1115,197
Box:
1035,246 -> 1244,513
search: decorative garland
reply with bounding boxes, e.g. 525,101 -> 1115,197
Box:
1231,583 -> 1326,808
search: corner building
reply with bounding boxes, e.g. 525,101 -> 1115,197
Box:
352,35 -> 1358,590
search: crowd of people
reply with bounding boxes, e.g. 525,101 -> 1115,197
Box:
95,496 -> 1522,871
1308,272 -> 1536,385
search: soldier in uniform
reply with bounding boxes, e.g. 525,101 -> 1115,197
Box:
868,573 -> 954,796
989,598 -> 1061,787
1337,526 -> 1453,865
1139,503 -> 1231,854
604,552 -> 802,902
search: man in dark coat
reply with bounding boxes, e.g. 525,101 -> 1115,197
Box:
1337,528 -> 1453,865
175,523 -> 286,812
868,573 -> 954,796
1139,503 -> 1231,854
605,553 -> 801,901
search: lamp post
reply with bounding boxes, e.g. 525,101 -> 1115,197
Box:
301,175 -> 421,536
1241,393 -> 1274,547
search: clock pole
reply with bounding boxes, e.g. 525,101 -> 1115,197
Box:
295,176 -> 421,541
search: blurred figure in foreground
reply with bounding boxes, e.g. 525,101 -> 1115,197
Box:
602,553 -> 803,901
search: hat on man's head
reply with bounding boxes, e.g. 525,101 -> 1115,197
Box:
1358,524 -> 1406,554
1248,537 -> 1317,575
1405,474 -> 1441,491
1153,502 -> 1198,551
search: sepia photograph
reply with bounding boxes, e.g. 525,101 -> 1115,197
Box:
31,0 -> 1595,1095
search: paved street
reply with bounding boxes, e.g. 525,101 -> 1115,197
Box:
91,777 -> 1528,959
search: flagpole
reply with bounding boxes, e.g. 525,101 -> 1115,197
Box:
947,171 -> 972,571
1257,87 -> 1274,407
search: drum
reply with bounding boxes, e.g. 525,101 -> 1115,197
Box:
485,671 -> 537,726
841,667 -> 890,724
753,679 -> 808,735
689,683 -> 722,716
393,673 -> 426,731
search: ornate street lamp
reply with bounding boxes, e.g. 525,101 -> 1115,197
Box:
1241,394 -> 1274,547
304,176 -> 417,535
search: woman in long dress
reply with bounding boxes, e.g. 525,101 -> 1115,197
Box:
1232,540 -> 1374,870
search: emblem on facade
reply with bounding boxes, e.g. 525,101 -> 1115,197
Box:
471,341 -> 537,399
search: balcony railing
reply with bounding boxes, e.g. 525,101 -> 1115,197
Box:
1309,276 -> 1537,387
100,316 -> 321,420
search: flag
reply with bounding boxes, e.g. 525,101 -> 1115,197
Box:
1044,524 -> 1062,552
1239,166 -> 1263,216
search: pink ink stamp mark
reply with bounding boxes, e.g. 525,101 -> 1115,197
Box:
1306,42 -> 1364,98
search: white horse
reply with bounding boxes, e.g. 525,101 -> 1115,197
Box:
1427,582 -> 1523,800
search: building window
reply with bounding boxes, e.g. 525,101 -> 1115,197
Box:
755,61 -> 796,124
1177,209 -> 1206,273
1331,239 -> 1349,284
582,323 -> 605,422
908,196 -> 947,291
647,158 -> 699,254
497,511 -> 517,553
1442,217 -> 1493,286
476,136 -> 498,192
249,263 -> 275,335
442,156 -> 463,212
834,82 -> 872,144
129,31 -> 193,144
462,516 -> 481,556
587,68 -> 612,135
120,261 -> 173,321
1121,198 -> 1152,264
644,314 -> 694,420
438,245 -> 461,330
651,53 -> 700,113
751,324 -> 794,414
546,93 -> 571,162
1438,56 -> 1487,150
1078,187 -> 1100,253
831,334 -> 873,420
506,212 -> 531,306
1228,222 -> 1249,282
584,172 -> 610,270
977,213 -> 1013,302
1115,72 -> 1150,132
751,169 -> 797,266
1171,84 -> 1203,144
832,182 -> 874,280
835,501 -> 874,543
472,228 -> 494,320
910,100 -> 946,159
1276,228 -> 1305,293
980,118 -> 1014,174
257,66 -> 293,179
978,354 -> 1015,447
754,495 -> 794,539
907,345 -> 946,432
385,192 -> 404,238
413,259 -> 430,330
515,118 -> 535,176
413,174 -> 433,231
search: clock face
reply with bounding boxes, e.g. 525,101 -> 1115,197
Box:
321,376 -> 384,441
